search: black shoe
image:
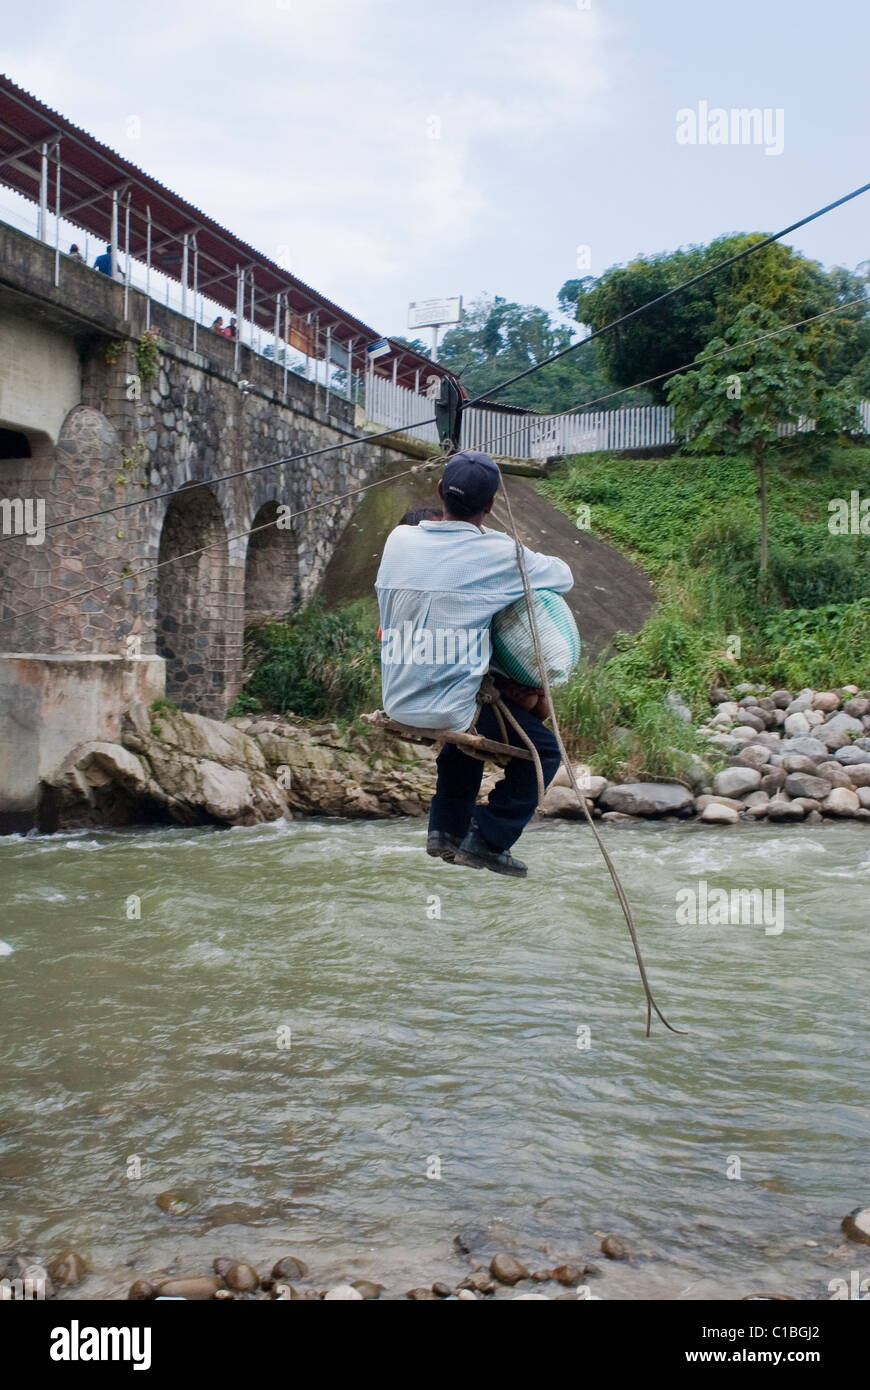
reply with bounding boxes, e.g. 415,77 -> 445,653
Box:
427,831 -> 462,862
453,823 -> 528,878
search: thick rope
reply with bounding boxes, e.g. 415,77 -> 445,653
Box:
474,677 -> 547,806
496,479 -> 686,1038
492,694 -> 547,808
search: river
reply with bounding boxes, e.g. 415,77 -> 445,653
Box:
1,816 -> 867,1300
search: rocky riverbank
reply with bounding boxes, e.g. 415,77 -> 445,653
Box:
538,681 -> 870,827
0,1232 -> 626,1302
40,702 -> 446,829
38,683 -> 870,832
4,1205 -> 869,1299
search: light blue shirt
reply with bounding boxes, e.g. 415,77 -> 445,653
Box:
374,520 -> 574,732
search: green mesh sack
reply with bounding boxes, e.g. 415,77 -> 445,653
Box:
491,589 -> 581,688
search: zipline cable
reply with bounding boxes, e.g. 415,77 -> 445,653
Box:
486,294 -> 869,433
466,178 -> 870,405
2,293 -> 866,632
4,175 -> 867,548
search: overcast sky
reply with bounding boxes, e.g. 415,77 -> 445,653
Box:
4,0 -> 869,338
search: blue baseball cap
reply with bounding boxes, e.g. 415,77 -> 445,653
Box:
441,451 -> 501,514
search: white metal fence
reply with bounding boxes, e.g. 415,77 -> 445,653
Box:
363,373 -> 870,459
362,373 -> 678,454
362,371 -> 440,444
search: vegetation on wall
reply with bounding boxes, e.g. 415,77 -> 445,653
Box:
134,329 -> 161,383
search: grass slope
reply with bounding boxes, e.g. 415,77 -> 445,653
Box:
541,444 -> 870,777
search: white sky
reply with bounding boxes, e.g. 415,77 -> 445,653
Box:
4,0 -> 869,340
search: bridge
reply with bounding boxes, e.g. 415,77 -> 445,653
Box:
0,76 -> 658,831
0,203 -> 454,825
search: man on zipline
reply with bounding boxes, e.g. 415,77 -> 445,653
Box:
375,452 -> 573,878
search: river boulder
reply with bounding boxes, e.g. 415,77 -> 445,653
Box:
731,745 -> 771,769
538,786 -> 590,818
736,710 -> 766,732
731,724 -> 765,743
41,703 -> 451,829
819,712 -> 864,743
271,1255 -> 309,1282
41,741 -> 169,828
783,773 -> 833,801
760,767 -> 787,793
712,767 -> 762,799
822,787 -> 861,817
598,783 -> 694,816
812,691 -> 841,712
785,690 -> 814,714
782,753 -> 821,774
46,1250 -> 89,1289
155,1275 -> 225,1300
490,1253 -> 530,1285
817,760 -> 854,788
784,712 -> 811,736
780,736 -> 828,759
833,746 -> 870,765
841,1208 -> 870,1244
767,798 -> 806,821
844,697 -> 870,718
222,1260 -> 259,1292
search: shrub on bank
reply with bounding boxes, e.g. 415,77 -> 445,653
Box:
759,600 -> 870,690
235,597 -> 381,722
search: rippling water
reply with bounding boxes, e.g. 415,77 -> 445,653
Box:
1,816 -> 868,1299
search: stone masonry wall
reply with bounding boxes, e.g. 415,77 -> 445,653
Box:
0,223 -> 420,716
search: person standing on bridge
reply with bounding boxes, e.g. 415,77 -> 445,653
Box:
93,243 -> 123,279
375,452 -> 573,878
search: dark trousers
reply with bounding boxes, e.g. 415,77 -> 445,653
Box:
428,700 -> 561,851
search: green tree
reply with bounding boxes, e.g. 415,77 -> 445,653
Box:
666,304 -> 861,570
559,248 -> 713,402
437,294 -> 643,413
560,238 -> 870,402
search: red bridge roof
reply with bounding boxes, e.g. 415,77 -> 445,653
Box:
0,73 -> 446,389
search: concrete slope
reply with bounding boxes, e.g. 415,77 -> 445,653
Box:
318,470 -> 655,656
488,476 -> 655,656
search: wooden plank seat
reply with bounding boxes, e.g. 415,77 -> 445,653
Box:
361,710 -> 533,766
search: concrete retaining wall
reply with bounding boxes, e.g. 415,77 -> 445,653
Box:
0,653 -> 165,832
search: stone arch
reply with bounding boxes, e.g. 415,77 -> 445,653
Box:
0,424 -> 59,652
244,500 -> 299,625
0,420 -> 55,488
0,427 -> 32,459
156,483 -> 230,714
